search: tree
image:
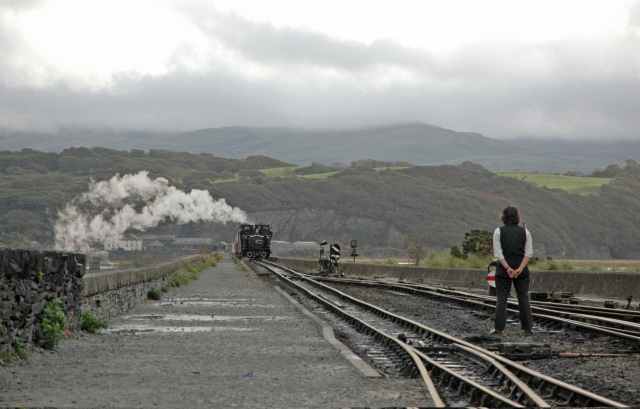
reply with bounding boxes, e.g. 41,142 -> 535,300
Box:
450,245 -> 465,259
406,236 -> 427,266
460,229 -> 493,258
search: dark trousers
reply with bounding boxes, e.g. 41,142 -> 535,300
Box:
494,268 -> 533,331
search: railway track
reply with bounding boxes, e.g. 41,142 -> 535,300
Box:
313,275 -> 640,347
255,260 -> 628,407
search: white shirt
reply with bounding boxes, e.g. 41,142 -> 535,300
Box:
493,226 -> 533,260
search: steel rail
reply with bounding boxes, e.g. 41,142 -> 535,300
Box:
316,276 -> 640,347
264,261 -> 628,407
254,262 -> 445,407
260,263 -> 543,407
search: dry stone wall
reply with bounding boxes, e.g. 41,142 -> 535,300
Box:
1,248 -> 203,357
0,248 -> 86,356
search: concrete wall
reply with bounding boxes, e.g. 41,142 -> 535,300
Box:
271,257 -> 640,300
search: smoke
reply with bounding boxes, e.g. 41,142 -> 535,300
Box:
54,171 -> 247,251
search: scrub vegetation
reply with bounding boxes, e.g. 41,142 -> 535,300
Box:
167,254 -> 222,288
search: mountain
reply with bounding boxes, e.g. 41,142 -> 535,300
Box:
2,123 -> 640,173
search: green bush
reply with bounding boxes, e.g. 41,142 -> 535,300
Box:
147,288 -> 162,300
384,258 -> 398,265
38,299 -> 67,350
160,286 -> 168,293
80,310 -> 108,333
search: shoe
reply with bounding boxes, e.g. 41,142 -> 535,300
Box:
523,330 -> 533,337
489,329 -> 502,337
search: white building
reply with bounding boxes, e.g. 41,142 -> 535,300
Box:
104,238 -> 143,251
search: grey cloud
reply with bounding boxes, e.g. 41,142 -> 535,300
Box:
178,4 -> 435,72
1,1 -> 640,141
1,63 -> 639,141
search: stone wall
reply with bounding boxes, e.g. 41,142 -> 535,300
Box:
0,248 -> 86,356
82,255 -> 203,319
1,248 -> 203,357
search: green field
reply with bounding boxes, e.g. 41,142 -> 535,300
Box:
256,167 -> 613,195
299,172 -> 339,179
259,166 -> 299,177
498,171 -> 612,195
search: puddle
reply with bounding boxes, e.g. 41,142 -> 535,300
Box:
154,298 -> 276,308
106,325 -> 256,334
123,314 -> 290,322
107,313 -> 289,334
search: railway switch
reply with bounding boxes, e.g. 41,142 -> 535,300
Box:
486,343 -> 552,360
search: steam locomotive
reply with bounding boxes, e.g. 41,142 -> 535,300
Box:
234,223 -> 273,259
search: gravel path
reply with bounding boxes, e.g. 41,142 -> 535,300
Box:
0,256 -> 432,408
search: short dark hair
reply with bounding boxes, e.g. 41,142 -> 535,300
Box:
501,204 -> 520,225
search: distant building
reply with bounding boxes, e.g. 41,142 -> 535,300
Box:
147,240 -> 169,252
104,238 -> 142,251
142,235 -> 175,250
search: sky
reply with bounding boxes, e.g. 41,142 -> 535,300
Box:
1,0 -> 639,140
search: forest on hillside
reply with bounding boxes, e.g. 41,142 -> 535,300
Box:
2,148 -> 640,259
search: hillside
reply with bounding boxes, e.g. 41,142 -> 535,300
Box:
3,123 -> 640,173
2,147 -> 640,259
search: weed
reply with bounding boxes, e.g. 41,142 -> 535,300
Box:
160,286 -> 168,293
37,270 -> 44,282
80,311 -> 108,333
14,341 -> 29,361
147,288 -> 162,300
384,258 -> 398,265
588,263 -> 603,272
1,349 -> 16,364
38,298 -> 67,350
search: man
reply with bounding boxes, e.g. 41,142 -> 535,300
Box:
491,203 -> 534,337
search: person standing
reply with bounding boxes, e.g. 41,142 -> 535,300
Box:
491,203 -> 534,336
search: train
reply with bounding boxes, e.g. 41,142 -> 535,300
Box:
234,223 -> 273,259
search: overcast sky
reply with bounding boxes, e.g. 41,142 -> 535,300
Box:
1,0 -> 639,140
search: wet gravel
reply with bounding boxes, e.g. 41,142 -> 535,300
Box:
0,257 -> 434,408
318,281 -> 640,407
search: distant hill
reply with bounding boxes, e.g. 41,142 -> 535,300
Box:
2,123 -> 640,173
3,146 -> 640,259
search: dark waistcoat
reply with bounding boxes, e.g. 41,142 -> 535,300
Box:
499,224 -> 526,261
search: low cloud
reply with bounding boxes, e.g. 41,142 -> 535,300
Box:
1,2 -> 639,140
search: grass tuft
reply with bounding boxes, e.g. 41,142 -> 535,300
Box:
81,310 -> 108,333
147,288 -> 162,300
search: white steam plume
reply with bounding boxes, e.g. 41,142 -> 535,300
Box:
54,171 -> 247,251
